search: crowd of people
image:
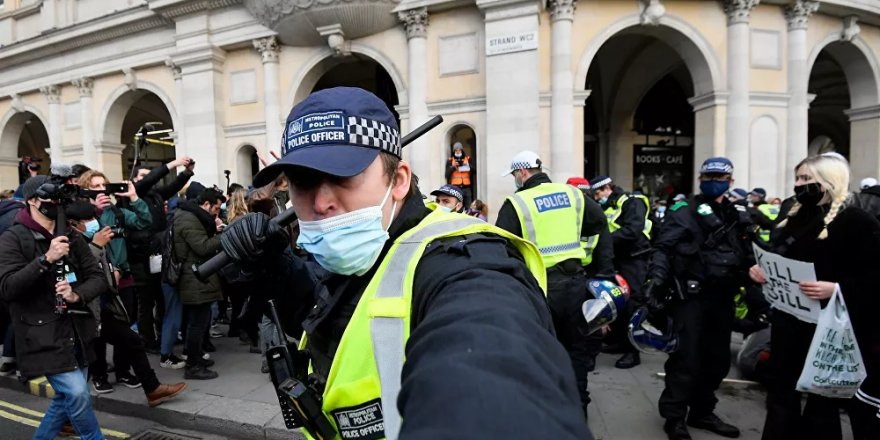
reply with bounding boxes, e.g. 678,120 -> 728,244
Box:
0,85 -> 878,440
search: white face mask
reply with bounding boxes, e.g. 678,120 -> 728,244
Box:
437,205 -> 452,213
296,183 -> 397,276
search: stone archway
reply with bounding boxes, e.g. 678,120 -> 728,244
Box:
807,37 -> 880,184
235,143 -> 259,185
578,19 -> 720,195
0,109 -> 51,188
97,87 -> 176,181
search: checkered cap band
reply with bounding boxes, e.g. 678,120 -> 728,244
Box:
347,116 -> 401,157
591,177 -> 612,190
511,161 -> 535,171
435,186 -> 463,201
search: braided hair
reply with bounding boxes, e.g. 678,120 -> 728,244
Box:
776,154 -> 851,239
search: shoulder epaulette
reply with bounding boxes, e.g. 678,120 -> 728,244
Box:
670,201 -> 688,212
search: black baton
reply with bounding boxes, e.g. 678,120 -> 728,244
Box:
194,115 -> 444,281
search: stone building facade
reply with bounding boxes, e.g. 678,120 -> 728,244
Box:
1,0 -> 879,217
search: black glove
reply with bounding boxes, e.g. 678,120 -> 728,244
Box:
220,212 -> 290,263
642,278 -> 665,312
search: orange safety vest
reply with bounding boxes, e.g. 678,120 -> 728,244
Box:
448,156 -> 472,186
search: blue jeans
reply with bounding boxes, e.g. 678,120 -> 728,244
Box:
160,283 -> 183,356
34,368 -> 104,440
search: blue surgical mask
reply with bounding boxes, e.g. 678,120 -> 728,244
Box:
437,205 -> 453,213
296,183 -> 397,276
657,206 -> 666,213
84,219 -> 100,238
700,180 -> 731,198
598,196 -> 609,205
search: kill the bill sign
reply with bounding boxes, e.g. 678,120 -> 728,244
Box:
752,244 -> 821,323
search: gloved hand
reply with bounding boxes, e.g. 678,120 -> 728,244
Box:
642,278 -> 665,312
220,212 -> 290,263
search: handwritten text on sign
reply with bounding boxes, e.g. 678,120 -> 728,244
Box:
753,244 -> 820,323
486,31 -> 538,56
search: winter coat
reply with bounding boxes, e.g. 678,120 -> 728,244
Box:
852,185 -> 880,222
84,242 -> 129,325
173,201 -> 221,305
98,199 -> 152,273
769,204 -> 880,401
0,212 -> 105,378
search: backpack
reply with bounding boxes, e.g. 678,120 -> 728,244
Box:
160,224 -> 183,286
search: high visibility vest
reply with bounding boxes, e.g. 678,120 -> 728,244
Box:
580,234 -> 599,267
507,182 -> 585,269
756,204 -> 780,242
448,156 -> 472,186
604,194 -> 653,240
302,208 -> 546,440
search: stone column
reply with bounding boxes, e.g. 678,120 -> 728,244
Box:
165,59 -> 186,155
40,85 -> 62,164
72,77 -> 95,167
723,0 -> 758,185
478,0 -> 541,222
549,0 -> 575,182
398,8 -> 429,186
172,47 -> 227,187
785,1 -> 818,188
253,36 -> 281,159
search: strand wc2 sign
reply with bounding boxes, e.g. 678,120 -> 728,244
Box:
753,244 -> 820,323
486,31 -> 538,56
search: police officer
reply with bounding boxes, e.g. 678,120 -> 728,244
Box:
495,152 -> 614,418
430,184 -> 464,213
748,188 -> 779,242
647,157 -> 756,440
591,175 -> 652,369
219,88 -> 592,439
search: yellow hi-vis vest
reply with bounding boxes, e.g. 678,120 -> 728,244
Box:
302,209 -> 546,440
756,204 -> 780,242
506,183 -> 586,269
580,233 -> 599,267
604,194 -> 653,239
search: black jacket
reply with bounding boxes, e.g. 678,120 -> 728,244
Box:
0,213 -> 105,378
0,200 -> 23,234
267,191 -> 592,439
769,204 -> 880,400
601,186 -> 652,258
495,172 -> 615,277
173,201 -> 221,305
650,195 -> 756,287
852,185 -> 880,222
127,165 -> 194,266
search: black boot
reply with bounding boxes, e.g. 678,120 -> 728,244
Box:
614,352 -> 641,369
663,419 -> 692,440
687,413 -> 740,438
184,364 -> 218,380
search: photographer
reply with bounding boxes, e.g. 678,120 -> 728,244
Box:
126,157 -> 195,352
77,170 -> 152,308
18,156 -> 41,185
0,175 -> 106,439
66,201 -> 187,406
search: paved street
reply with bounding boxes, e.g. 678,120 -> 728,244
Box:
0,325 -> 855,439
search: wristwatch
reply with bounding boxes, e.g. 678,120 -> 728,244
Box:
37,255 -> 52,269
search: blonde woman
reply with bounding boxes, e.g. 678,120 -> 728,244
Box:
226,188 -> 249,224
749,154 -> 880,440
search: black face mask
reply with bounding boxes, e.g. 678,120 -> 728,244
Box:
38,201 -> 59,220
794,183 -> 824,206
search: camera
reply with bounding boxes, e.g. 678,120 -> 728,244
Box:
34,182 -> 83,204
108,226 -> 125,237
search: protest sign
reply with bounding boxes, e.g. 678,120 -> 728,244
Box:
753,244 -> 820,323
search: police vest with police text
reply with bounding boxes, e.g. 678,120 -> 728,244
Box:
506,182 -> 586,269
302,209 -> 546,440
604,193 -> 653,240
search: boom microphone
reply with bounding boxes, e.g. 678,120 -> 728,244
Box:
49,163 -> 74,179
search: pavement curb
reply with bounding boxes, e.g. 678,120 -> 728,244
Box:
0,375 -> 303,440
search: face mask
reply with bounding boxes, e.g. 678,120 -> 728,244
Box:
296,183 -> 397,276
38,201 -> 58,220
598,196 -> 609,205
84,219 -> 100,238
454,152 -> 462,158
699,180 -> 731,198
437,205 -> 452,213
513,171 -> 524,190
657,206 -> 666,213
794,182 -> 824,206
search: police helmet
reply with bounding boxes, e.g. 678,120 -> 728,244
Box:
627,306 -> 679,354
581,279 -> 628,335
